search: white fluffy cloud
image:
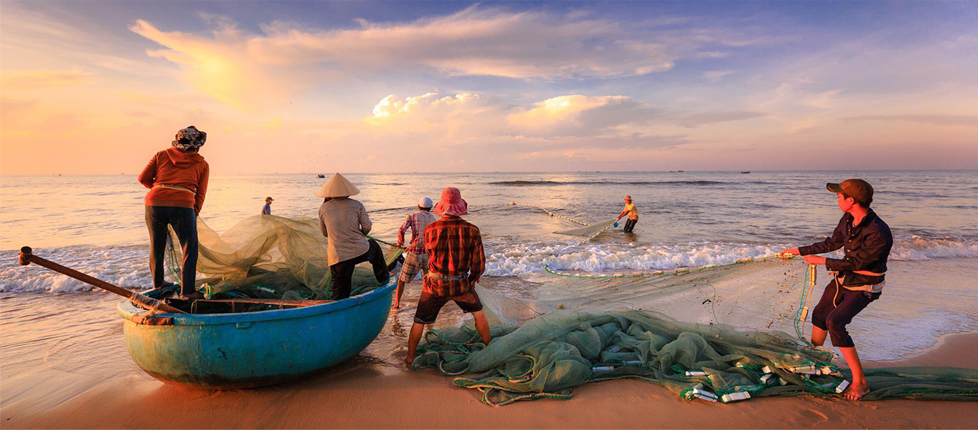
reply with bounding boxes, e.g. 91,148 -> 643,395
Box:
366,92 -> 658,141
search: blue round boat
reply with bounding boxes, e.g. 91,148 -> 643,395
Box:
117,280 -> 395,389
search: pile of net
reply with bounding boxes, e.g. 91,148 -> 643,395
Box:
412,242 -> 978,406
165,215 -> 402,300
413,309 -> 978,406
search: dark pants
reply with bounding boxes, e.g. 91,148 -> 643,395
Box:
328,239 -> 389,300
811,279 -> 880,348
623,218 -> 638,233
414,287 -> 484,325
146,206 -> 198,295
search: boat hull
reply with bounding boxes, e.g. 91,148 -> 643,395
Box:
118,281 -> 395,389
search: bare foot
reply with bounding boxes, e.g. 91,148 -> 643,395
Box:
179,291 -> 205,301
843,382 -> 870,401
392,301 -> 400,309
404,356 -> 414,367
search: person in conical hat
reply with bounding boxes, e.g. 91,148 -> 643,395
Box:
393,196 -> 436,308
316,172 -> 360,198
317,173 -> 389,300
405,187 -> 491,365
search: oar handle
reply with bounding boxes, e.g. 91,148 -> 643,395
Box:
18,246 -> 186,314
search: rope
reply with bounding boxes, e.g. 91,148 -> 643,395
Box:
509,202 -> 589,226
366,234 -> 404,249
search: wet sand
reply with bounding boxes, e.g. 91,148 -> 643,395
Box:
3,325 -> 976,429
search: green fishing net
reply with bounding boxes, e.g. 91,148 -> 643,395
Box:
412,205 -> 978,405
165,215 -> 401,300
413,308 -> 978,405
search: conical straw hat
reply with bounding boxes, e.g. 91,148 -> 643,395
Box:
316,173 -> 360,198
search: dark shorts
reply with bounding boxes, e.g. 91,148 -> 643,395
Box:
414,287 -> 484,325
811,279 -> 881,348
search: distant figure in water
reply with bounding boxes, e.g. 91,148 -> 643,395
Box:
393,196 -> 436,308
781,179 -> 892,401
406,187 -> 491,366
261,196 -> 273,215
616,195 -> 638,233
138,126 -> 209,300
316,173 -> 389,300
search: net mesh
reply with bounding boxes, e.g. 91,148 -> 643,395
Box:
165,215 -> 401,300
411,205 -> 978,405
164,208 -> 976,404
414,308 -> 978,405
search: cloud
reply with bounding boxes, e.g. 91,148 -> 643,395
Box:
245,6 -> 694,78
703,70 -> 734,82
129,6 -> 762,110
0,70 -> 91,90
508,95 -> 658,137
676,111 -> 766,128
804,89 -> 845,109
366,92 -> 658,142
843,114 -> 978,127
130,20 -> 327,111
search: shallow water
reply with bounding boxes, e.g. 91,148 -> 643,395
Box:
1,170 -> 977,404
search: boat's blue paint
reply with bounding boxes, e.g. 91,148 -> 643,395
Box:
117,280 -> 395,389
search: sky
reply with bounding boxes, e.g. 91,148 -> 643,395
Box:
1,0 -> 976,174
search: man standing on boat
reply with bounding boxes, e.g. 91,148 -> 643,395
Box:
316,173 -> 389,300
781,178 -> 892,401
138,125 -> 209,300
616,195 -> 639,233
405,187 -> 491,365
393,196 -> 436,308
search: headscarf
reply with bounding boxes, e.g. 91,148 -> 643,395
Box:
172,126 -> 207,151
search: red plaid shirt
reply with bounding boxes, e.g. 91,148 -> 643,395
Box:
397,210 -> 437,254
423,215 -> 485,297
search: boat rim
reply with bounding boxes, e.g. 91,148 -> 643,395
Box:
118,279 -> 396,325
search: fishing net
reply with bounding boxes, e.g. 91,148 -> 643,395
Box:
511,202 -> 618,240
554,219 -> 619,240
412,205 -> 978,405
165,215 -> 402,300
414,308 -> 978,405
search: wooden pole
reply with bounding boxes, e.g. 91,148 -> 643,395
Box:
18,246 -> 186,314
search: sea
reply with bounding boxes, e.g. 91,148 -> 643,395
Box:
1,170 -> 977,392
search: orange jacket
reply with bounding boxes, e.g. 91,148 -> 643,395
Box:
138,148 -> 210,214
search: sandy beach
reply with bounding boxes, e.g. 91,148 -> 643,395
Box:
4,0 -> 978,427
3,310 -> 976,429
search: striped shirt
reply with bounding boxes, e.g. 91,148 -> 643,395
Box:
318,198 -> 372,266
422,215 -> 485,297
398,210 -> 437,254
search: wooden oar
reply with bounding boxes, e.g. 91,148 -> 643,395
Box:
18,246 -> 186,314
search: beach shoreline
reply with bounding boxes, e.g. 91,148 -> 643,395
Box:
4,327 -> 976,429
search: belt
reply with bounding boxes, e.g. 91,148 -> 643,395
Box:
153,184 -> 196,196
852,270 -> 884,276
426,271 -> 468,281
833,273 -> 886,296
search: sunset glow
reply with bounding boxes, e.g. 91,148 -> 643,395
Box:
1,1 -> 976,174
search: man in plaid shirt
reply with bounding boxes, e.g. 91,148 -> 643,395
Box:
405,187 -> 491,365
393,196 -> 436,308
